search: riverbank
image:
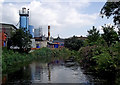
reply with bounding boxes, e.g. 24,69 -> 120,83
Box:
2,46 -> 120,84
2,47 -> 75,74
3,45 -> 120,75
74,42 -> 120,79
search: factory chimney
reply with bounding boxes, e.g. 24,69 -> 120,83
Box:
48,25 -> 50,41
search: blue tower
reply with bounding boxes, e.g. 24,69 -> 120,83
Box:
19,7 -> 29,31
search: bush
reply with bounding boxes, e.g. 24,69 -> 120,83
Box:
77,41 -> 120,74
2,47 -> 75,73
77,45 -> 97,69
93,51 -> 117,72
2,47 -> 33,73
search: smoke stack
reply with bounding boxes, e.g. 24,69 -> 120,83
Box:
48,25 -> 50,41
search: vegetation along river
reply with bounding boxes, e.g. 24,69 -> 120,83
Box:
3,57 -> 112,85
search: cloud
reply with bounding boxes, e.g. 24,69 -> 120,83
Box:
1,0 -> 98,38
3,0 -> 106,3
0,0 -> 4,3
0,0 -> 4,22
2,3 -> 19,26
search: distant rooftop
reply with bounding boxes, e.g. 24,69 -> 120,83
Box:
0,23 -> 17,30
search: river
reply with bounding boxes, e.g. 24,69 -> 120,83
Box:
3,59 -> 116,85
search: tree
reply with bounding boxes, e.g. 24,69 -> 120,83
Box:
100,2 -> 120,25
102,25 -> 119,46
64,36 -> 83,51
87,26 -> 100,44
100,1 -> 120,36
10,29 -> 32,51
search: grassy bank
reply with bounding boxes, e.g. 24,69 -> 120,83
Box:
2,47 -> 33,73
2,47 -> 75,74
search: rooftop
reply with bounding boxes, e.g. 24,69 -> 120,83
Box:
0,23 -> 17,30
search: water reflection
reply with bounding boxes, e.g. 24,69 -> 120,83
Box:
29,60 -> 89,83
3,59 -> 120,85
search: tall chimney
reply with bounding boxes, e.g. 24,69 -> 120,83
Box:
48,25 -> 50,41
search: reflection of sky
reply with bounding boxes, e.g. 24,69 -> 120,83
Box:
30,62 -> 43,83
49,66 -> 88,83
29,62 -> 89,83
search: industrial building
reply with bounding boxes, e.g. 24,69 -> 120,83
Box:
29,25 -> 34,38
19,7 -> 36,49
34,36 -> 47,48
0,32 -> 7,47
34,26 -> 53,48
0,23 -> 17,47
47,36 -> 64,48
47,25 -> 65,48
1,7 -> 65,49
0,23 -> 17,38
34,27 -> 43,38
19,7 -> 49,49
19,7 -> 29,31
19,7 -> 34,38
53,36 -> 64,48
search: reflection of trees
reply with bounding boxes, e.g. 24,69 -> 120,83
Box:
7,66 -> 31,84
114,73 -> 120,85
48,64 -> 51,81
23,66 -> 31,80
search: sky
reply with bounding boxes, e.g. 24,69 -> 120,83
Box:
0,0 -> 115,38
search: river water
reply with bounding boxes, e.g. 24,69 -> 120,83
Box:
4,59 -> 110,85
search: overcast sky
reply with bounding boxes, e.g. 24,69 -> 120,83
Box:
0,0 -> 114,38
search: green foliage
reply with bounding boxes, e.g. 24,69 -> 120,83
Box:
10,29 -> 32,50
110,42 -> 120,66
92,48 -> 117,72
77,45 -> 97,69
2,47 -> 75,74
100,2 -> 120,36
64,35 -> 84,51
87,26 -> 100,44
77,39 -> 120,73
73,25 -> 120,74
2,47 -> 33,73
92,42 -> 120,72
32,47 -> 74,61
102,25 -> 119,46
100,2 -> 120,25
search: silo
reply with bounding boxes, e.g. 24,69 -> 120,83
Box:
29,25 -> 34,37
19,7 -> 29,31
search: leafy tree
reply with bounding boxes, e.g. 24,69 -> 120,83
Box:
93,49 -> 117,72
10,29 -> 32,51
100,1 -> 120,36
64,36 -> 83,51
87,26 -> 100,44
100,2 -> 120,25
101,25 -> 119,46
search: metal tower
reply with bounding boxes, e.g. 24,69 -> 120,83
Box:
19,7 -> 29,31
